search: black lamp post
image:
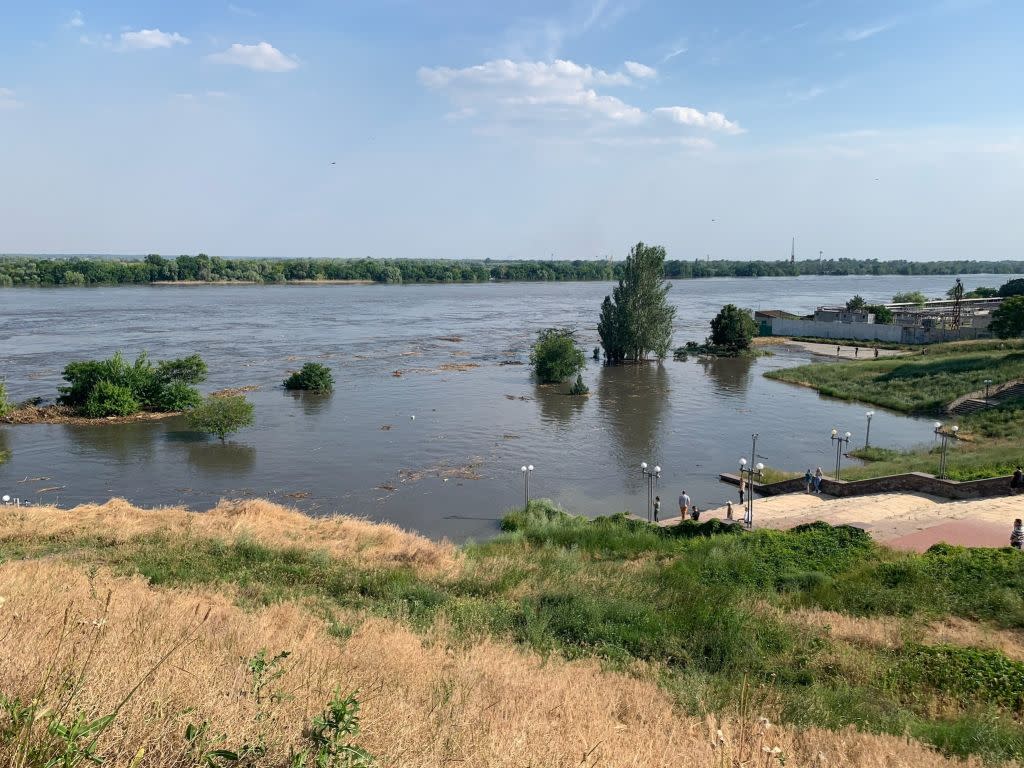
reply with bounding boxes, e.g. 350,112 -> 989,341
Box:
738,458 -> 764,528
864,411 -> 875,449
830,428 -> 851,480
520,464 -> 534,508
640,462 -> 661,522
932,423 -> 959,479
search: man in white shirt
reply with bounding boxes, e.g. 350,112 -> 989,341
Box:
678,491 -> 691,518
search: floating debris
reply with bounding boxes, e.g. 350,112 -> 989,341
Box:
376,483 -> 397,491
380,424 -> 393,431
498,360 -> 523,366
436,335 -> 463,343
211,385 -> 261,397
284,491 -> 311,499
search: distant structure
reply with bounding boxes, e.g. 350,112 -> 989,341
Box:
951,278 -> 964,331
790,237 -> 795,264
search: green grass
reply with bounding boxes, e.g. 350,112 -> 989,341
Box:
5,501 -> 1024,762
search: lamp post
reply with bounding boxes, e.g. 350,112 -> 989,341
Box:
640,462 -> 661,522
520,464 -> 534,508
738,458 -> 764,528
830,428 -> 851,480
864,411 -> 875,449
933,423 -> 959,479
983,379 -> 993,406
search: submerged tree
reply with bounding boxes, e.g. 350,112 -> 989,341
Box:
597,242 -> 676,363
530,328 -> 586,384
708,304 -> 757,351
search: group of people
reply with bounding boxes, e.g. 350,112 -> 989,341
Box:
652,490 -> 701,523
803,467 -> 825,494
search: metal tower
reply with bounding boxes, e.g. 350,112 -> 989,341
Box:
790,237 -> 795,264
950,278 -> 964,332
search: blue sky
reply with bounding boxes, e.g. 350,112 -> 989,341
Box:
1,0 -> 1022,261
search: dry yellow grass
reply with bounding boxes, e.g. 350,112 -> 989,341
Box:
0,498 -> 457,575
0,560 -> 976,768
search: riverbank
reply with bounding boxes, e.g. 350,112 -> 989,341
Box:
3,497 -> 1024,765
760,337 -> 908,359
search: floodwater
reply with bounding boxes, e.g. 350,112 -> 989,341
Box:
0,273 -> 1011,540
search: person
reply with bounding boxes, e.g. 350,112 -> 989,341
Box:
690,505 -> 700,521
726,500 -> 734,520
653,495 -> 662,523
678,490 -> 691,518
855,346 -> 859,358
813,467 -> 823,494
738,484 -> 745,504
1011,519 -> 1023,550
1011,466 -> 1023,495
804,468 -> 813,493
836,345 -> 841,358
874,347 -> 879,359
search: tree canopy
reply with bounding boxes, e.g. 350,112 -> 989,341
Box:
990,296 -> 1024,339
530,328 -> 586,383
597,242 -> 676,362
846,295 -> 867,311
187,395 -> 256,442
708,304 -> 757,351
892,291 -> 929,305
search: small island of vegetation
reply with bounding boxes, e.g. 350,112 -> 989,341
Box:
284,362 -> 335,394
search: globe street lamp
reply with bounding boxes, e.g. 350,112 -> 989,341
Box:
640,462 -> 661,522
864,411 -> 875,449
983,379 -> 993,406
738,458 -> 764,529
831,428 -> 851,481
520,464 -> 534,508
933,423 -> 959,479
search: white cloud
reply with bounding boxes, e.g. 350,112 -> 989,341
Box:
662,42 -> 687,62
66,10 -> 84,28
653,106 -> 744,134
418,59 -> 650,125
120,29 -> 190,50
0,87 -> 23,110
209,42 -> 299,72
624,61 -> 657,79
842,21 -> 896,42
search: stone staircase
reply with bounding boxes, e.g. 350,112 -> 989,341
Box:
949,380 -> 1024,416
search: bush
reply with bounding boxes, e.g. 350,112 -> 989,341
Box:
283,362 -> 335,393
893,291 -> 928,305
709,304 -> 757,351
187,395 -> 255,442
152,381 -> 203,412
0,381 -> 10,418
568,374 -> 589,396
990,296 -> 1024,339
82,380 -> 140,418
58,351 -> 206,416
530,328 -> 586,383
155,354 -> 208,385
897,645 -> 1024,709
866,304 -> 894,324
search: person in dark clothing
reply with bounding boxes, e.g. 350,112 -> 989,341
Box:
653,496 -> 662,523
1012,519 -> 1023,550
1011,466 -> 1023,494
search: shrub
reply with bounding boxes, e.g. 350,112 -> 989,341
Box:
866,304 -> 894,324
82,380 -> 140,418
530,328 -> 586,383
990,296 -> 1024,339
709,304 -> 757,351
153,381 -> 203,412
893,290 -> 928,305
283,362 -> 335,393
58,351 -> 206,416
0,381 -> 10,418
568,374 -> 589,396
155,354 -> 208,385
187,395 -> 255,442
897,645 -> 1024,709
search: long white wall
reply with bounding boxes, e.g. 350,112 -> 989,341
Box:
770,318 -> 905,342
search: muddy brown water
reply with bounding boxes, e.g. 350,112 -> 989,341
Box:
0,274 -> 1011,540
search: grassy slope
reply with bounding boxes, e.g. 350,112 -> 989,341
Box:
766,341 -> 1024,480
4,499 -> 1024,764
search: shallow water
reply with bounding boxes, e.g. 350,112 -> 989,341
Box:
0,273 -> 1010,540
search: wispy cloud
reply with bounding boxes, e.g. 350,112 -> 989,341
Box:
787,85 -> 827,102
209,42 -> 299,72
662,40 -> 688,62
842,21 -> 897,42
0,87 -> 24,110
120,29 -> 190,50
653,106 -> 744,134
497,0 -> 633,60
228,3 -> 260,17
66,10 -> 84,28
624,61 -> 657,79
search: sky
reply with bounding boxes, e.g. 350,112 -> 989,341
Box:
1,0 -> 1022,262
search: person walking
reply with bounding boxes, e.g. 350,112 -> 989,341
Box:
1011,519 -> 1023,550
678,490 -> 691,518
1011,466 -> 1023,495
690,505 -> 700,521
726,500 -> 734,520
874,347 -> 879,359
855,346 -> 859,358
653,495 -> 662,523
814,467 -> 823,494
738,484 -> 745,505
836,345 -> 841,358
804,468 -> 813,493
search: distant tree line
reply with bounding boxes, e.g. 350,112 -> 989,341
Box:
1,253 -> 1023,287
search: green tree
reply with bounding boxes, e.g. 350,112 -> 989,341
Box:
530,328 -> 586,383
708,304 -> 757,351
283,362 -> 335,393
597,242 -> 676,362
187,395 -> 255,442
866,304 -> 894,324
82,380 -> 140,418
846,295 -> 867,311
990,296 -> 1024,339
998,278 -> 1024,297
892,291 -> 928,305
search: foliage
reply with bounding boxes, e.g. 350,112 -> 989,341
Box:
58,351 -> 207,416
4,255 -> 1024,287
568,374 -> 589,396
187,395 -> 255,442
708,304 -> 757,351
998,278 -> 1024,297
0,380 -> 10,418
82,380 -> 141,417
597,242 -> 676,362
896,645 -> 1024,709
293,691 -> 375,768
892,290 -> 928,305
989,296 -> 1024,339
845,295 -> 867,311
529,328 -> 586,383
865,304 -> 894,324
284,363 -> 335,393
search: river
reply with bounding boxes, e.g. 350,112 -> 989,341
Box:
0,273 -> 1010,540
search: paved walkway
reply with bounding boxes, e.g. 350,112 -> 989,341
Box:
643,492 -> 1024,551
777,340 -> 908,360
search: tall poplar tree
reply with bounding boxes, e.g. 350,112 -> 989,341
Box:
597,242 -> 675,362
